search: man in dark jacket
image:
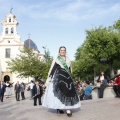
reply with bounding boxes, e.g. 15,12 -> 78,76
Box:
32,81 -> 43,106
0,81 -> 6,102
14,81 -> 21,101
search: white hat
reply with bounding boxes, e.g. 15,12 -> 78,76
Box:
117,70 -> 120,75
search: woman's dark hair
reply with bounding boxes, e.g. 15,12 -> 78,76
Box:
85,80 -> 90,85
59,46 -> 66,53
21,82 -> 24,85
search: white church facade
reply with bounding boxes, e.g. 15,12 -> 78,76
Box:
0,13 -> 44,83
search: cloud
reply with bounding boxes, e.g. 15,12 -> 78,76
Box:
28,1 -> 120,22
80,2 -> 120,21
0,0 -> 120,22
11,0 -> 90,21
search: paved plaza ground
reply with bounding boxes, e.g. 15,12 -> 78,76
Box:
0,90 -> 120,120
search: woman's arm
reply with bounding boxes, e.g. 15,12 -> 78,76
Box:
97,76 -> 100,82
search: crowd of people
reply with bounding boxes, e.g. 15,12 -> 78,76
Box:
0,81 -> 26,102
75,70 -> 120,100
76,80 -> 93,100
0,80 -> 45,105
1,71 -> 119,103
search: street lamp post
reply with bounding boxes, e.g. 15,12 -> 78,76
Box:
42,46 -> 47,63
94,67 -> 96,85
100,58 -> 107,70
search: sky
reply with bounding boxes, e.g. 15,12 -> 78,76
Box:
0,0 -> 120,60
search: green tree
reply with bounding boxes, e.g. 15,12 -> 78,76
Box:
84,26 -> 120,77
113,19 -> 120,31
73,45 -> 100,81
73,19 -> 120,81
7,47 -> 49,80
42,46 -> 53,68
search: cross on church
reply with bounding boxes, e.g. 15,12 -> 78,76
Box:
10,5 -> 13,13
28,33 -> 31,39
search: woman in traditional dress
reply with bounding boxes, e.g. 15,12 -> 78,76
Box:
42,46 -> 81,117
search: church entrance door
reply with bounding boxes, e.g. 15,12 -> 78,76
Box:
4,75 -> 10,83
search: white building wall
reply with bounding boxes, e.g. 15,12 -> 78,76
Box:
0,45 -> 34,83
0,46 -> 22,71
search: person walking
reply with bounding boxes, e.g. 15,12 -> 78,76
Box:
97,71 -> 108,98
21,82 -> 25,100
29,80 -> 34,99
0,81 -> 6,102
42,46 -> 81,117
32,81 -> 43,106
14,81 -> 21,101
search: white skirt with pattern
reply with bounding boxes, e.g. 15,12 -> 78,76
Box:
42,82 -> 81,109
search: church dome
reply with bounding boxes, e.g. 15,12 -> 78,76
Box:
24,39 -> 38,51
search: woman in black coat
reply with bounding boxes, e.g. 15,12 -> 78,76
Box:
97,71 -> 108,98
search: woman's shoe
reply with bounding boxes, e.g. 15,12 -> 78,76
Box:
66,110 -> 72,117
57,109 -> 64,114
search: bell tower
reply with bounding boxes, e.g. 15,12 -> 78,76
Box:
0,12 -> 21,42
0,12 -> 23,83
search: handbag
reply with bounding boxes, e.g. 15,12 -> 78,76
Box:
27,86 -> 30,91
96,82 -> 101,88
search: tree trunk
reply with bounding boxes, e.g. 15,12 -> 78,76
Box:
110,61 -> 114,78
94,70 -> 96,85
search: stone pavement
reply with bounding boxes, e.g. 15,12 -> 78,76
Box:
0,90 -> 120,120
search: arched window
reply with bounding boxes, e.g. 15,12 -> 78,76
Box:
5,28 -> 8,34
9,18 -> 11,22
11,27 -> 14,34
